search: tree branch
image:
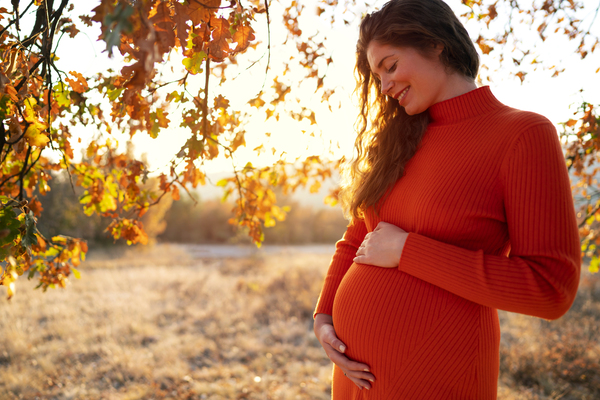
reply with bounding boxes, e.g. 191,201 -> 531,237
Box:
202,42 -> 211,135
18,145 -> 32,201
0,0 -> 35,39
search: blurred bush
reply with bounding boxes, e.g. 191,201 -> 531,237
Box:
37,173 -> 348,246
158,194 -> 348,244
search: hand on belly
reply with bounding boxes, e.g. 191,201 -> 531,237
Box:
354,221 -> 409,268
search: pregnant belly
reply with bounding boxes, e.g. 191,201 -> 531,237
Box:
331,263 -> 489,394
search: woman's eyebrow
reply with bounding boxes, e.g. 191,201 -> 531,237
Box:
377,55 -> 393,69
372,54 -> 393,79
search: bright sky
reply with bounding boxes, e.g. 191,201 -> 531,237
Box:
48,0 -> 600,176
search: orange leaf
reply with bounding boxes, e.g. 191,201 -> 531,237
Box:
565,119 -> 578,127
171,185 -> 180,201
65,71 -> 88,93
233,24 -> 255,52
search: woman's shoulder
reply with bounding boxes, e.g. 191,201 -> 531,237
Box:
488,101 -> 557,146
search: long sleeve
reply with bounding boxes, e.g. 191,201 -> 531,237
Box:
397,122 -> 581,320
314,218 -> 368,317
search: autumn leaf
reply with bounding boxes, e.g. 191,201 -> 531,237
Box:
23,98 -> 49,148
233,24 -> 255,52
208,17 -> 232,61
65,71 -> 89,93
150,1 -> 176,54
171,185 -> 180,201
100,2 -> 134,57
173,2 -> 191,47
565,119 -> 578,127
182,50 -> 207,75
186,0 -> 221,25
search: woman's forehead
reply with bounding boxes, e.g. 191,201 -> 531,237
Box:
367,42 -> 397,71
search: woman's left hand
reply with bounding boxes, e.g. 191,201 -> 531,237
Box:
353,221 -> 409,268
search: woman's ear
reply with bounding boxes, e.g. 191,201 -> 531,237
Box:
433,42 -> 444,56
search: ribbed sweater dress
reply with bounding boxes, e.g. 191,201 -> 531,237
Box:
314,86 -> 581,399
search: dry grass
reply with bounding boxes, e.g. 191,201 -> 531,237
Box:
0,244 -> 598,399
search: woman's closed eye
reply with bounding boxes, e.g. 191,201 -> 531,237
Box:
386,61 -> 397,73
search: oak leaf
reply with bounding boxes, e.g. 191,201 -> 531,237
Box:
65,71 -> 88,93
208,17 -> 231,61
233,24 -> 255,52
150,1 -> 176,54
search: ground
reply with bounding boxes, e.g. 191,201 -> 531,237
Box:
1,244 -> 598,399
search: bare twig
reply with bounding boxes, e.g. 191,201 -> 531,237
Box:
0,0 -> 36,39
260,0 -> 271,92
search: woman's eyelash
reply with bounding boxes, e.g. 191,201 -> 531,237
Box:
387,62 -> 397,73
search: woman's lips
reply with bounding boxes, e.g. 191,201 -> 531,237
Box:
394,86 -> 410,103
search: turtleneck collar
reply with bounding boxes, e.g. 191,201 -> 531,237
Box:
427,86 -> 504,124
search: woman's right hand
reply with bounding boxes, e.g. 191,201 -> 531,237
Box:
314,313 -> 375,390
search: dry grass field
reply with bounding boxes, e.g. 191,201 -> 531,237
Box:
0,244 -> 599,400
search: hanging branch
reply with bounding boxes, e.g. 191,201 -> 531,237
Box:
18,145 -> 32,201
202,48 -> 211,135
260,0 -> 271,92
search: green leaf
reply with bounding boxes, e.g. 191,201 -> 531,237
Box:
0,205 -> 20,248
107,87 -> 124,101
0,95 -> 10,119
21,211 -> 38,248
103,3 -> 134,57
53,82 -> 71,107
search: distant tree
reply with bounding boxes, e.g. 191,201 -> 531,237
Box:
0,0 -> 598,297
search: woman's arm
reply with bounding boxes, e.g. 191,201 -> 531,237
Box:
356,122 -> 581,320
313,218 -> 368,316
313,219 -> 374,389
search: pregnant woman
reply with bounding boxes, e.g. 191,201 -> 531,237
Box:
313,0 -> 581,398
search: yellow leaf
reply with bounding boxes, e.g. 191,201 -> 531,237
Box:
23,98 -> 49,148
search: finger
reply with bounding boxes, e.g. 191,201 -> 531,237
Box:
343,369 -> 376,383
353,255 -> 367,264
342,370 -> 374,390
321,329 -> 347,353
325,344 -> 371,372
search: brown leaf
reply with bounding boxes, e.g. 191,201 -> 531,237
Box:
208,17 -> 231,61
233,24 -> 255,52
187,0 -> 221,26
173,2 -> 191,47
150,1 -> 175,54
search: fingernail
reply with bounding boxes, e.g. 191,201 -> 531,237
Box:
364,368 -> 370,372
339,344 -> 346,352
369,378 -> 374,383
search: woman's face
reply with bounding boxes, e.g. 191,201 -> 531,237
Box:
366,41 -> 448,115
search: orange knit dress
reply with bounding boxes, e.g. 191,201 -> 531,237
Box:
314,86 -> 581,399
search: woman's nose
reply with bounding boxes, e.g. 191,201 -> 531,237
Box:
381,78 -> 394,96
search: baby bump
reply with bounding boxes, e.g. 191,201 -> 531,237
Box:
331,263 -> 488,393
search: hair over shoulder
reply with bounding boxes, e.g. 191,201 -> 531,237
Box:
340,0 -> 479,221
